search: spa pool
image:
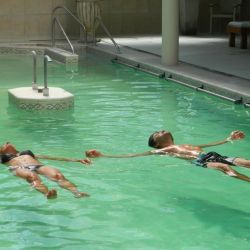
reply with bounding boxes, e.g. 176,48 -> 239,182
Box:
0,53 -> 250,250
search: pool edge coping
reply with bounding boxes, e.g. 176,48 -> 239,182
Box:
86,44 -> 250,106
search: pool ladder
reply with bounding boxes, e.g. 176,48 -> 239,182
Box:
51,5 -> 121,54
52,5 -> 87,54
32,51 -> 50,97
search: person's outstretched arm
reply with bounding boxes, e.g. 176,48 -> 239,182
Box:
35,154 -> 91,165
85,149 -> 156,158
194,130 -> 245,148
85,148 -> 188,160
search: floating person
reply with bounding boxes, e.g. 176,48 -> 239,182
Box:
0,142 -> 91,199
85,130 -> 250,183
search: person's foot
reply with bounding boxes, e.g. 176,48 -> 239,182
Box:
73,191 -> 90,198
46,189 -> 57,199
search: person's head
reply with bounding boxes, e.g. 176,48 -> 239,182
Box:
0,142 -> 18,154
148,130 -> 174,149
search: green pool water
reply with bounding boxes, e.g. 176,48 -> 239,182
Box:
0,54 -> 250,250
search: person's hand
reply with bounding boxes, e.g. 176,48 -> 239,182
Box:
228,130 -> 245,141
85,149 -> 103,158
79,158 -> 92,165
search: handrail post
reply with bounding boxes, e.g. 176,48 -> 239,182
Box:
52,18 -> 56,47
43,55 -> 50,97
31,51 -> 38,90
53,17 -> 75,54
94,17 -> 121,54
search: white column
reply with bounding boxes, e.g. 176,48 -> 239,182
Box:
162,0 -> 179,65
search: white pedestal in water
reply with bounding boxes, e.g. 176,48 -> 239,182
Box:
8,87 -> 74,110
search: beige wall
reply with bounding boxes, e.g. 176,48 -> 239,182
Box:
0,0 -> 162,43
0,0 -> 77,42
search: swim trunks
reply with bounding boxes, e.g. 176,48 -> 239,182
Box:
192,151 -> 236,168
9,164 -> 44,172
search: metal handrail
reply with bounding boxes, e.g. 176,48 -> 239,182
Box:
51,5 -> 87,50
94,16 -> 121,54
31,51 -> 38,90
52,17 -> 75,54
52,5 -> 86,32
43,55 -> 50,97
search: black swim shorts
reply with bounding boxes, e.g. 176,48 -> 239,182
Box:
192,151 -> 236,168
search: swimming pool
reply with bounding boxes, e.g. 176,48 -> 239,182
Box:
0,53 -> 250,250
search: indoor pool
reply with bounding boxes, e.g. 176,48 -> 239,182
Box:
0,53 -> 250,250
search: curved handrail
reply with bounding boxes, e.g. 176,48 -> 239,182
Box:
51,5 -> 87,49
52,17 -> 75,54
94,17 -> 121,54
52,5 -> 87,33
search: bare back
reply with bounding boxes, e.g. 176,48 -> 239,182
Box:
6,155 -> 42,167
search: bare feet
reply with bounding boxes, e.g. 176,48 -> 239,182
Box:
73,191 -> 90,198
46,189 -> 57,199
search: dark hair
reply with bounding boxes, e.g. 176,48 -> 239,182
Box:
148,131 -> 174,148
148,132 -> 158,148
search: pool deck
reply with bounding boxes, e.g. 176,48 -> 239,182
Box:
93,35 -> 250,106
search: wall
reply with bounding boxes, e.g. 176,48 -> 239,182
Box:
0,0 -> 162,43
241,0 -> 250,20
99,0 -> 161,35
197,0 -> 211,33
0,0 -> 77,42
